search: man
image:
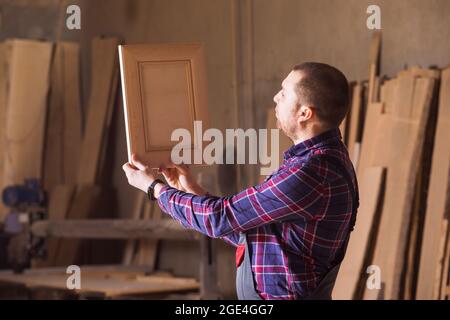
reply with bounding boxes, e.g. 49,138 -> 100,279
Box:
123,62 -> 359,300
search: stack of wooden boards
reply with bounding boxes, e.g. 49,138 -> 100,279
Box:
333,34 -> 450,300
0,37 -> 123,267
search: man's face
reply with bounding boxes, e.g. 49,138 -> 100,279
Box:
273,71 -> 302,140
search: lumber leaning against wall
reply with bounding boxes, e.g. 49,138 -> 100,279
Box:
0,43 -> 10,222
55,37 -> 119,266
416,67 -> 450,299
333,166 -> 386,299
77,37 -> 120,186
1,39 -> 52,221
363,70 -> 437,300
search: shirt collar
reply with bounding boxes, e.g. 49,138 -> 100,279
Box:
283,128 -> 342,160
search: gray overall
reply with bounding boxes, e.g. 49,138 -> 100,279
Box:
236,155 -> 359,300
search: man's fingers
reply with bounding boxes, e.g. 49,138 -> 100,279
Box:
131,154 -> 147,171
173,163 -> 189,175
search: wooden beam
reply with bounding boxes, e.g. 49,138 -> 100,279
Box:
31,219 -> 199,240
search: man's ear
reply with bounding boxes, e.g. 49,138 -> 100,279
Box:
297,105 -> 314,123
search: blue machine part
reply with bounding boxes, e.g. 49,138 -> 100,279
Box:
2,178 -> 45,208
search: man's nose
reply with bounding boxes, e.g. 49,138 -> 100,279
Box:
273,93 -> 278,103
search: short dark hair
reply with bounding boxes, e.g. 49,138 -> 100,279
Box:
292,62 -> 349,128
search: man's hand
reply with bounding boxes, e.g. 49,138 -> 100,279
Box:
122,154 -> 156,193
160,164 -> 207,196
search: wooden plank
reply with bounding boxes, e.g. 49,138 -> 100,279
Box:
30,275 -> 199,298
398,66 -> 440,79
2,39 -> 52,220
77,37 -> 119,185
0,266 -> 199,298
53,185 -> 102,266
31,218 -> 199,240
356,102 -> 383,177
33,184 -> 75,267
97,62 -> 120,182
62,42 -> 82,185
43,42 -> 82,190
135,200 -> 162,270
119,43 -> 210,168
367,31 -> 381,104
0,42 -> 10,220
122,191 -> 146,265
135,200 -> 153,265
403,166 -> 422,299
363,74 -> 436,300
437,219 -> 449,299
416,68 -> 450,299
43,43 -> 65,191
347,83 -> 363,166
439,222 -> 450,299
333,167 -> 385,299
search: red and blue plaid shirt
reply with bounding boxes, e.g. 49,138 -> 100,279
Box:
157,128 -> 358,299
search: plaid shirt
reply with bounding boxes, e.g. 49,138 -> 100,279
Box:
157,128 -> 358,299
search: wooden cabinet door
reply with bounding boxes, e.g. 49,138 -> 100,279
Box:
119,43 -> 209,168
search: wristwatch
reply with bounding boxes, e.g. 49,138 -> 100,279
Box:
147,179 -> 165,201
